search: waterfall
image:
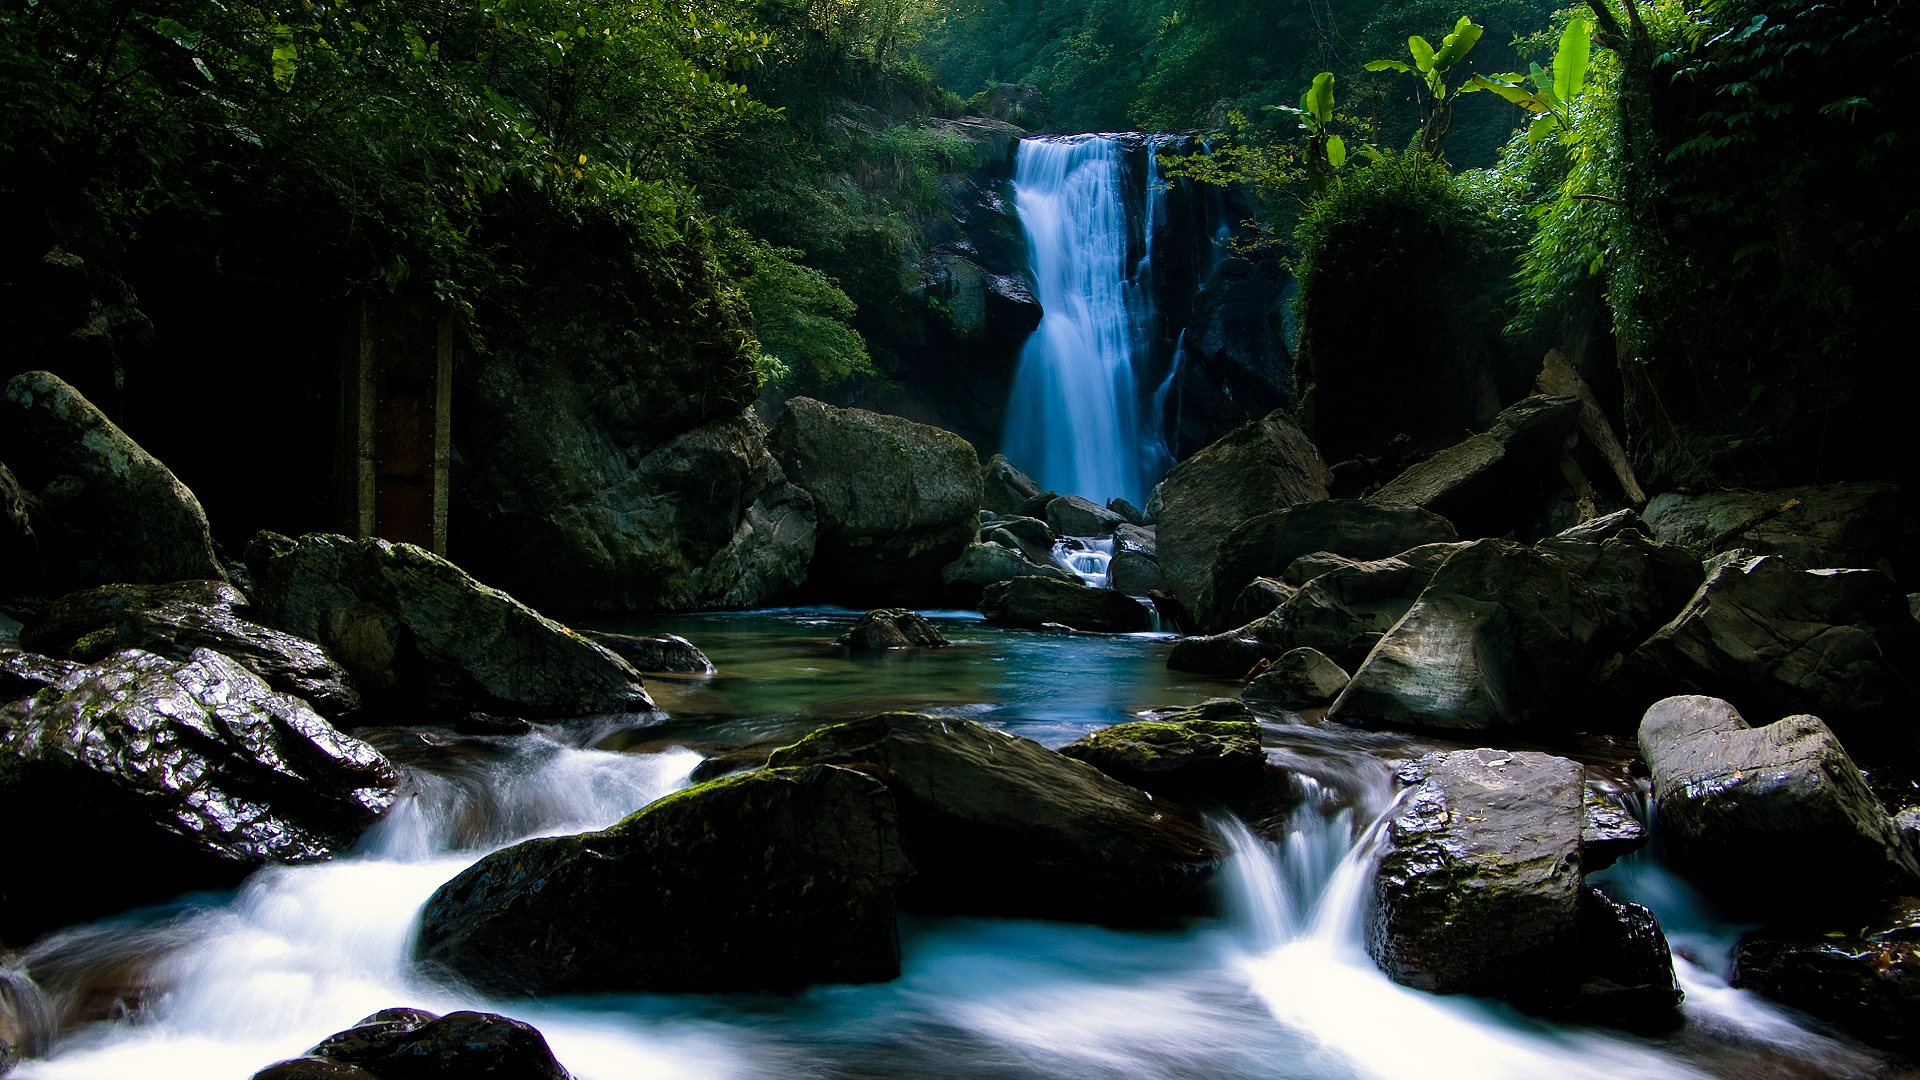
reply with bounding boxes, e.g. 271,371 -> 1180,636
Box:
1000,136 -> 1151,509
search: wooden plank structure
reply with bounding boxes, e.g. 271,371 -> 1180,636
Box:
341,296 -> 451,555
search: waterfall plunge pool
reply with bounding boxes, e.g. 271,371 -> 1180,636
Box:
7,609 -> 1908,1080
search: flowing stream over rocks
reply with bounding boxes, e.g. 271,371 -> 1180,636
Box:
8,610 -> 1910,1080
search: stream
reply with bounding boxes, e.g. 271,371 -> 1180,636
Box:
10,609 -> 1910,1080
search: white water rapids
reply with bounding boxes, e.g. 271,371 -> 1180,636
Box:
9,717 -> 1891,1080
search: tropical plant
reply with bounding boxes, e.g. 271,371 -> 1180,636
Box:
1364,14 -> 1484,158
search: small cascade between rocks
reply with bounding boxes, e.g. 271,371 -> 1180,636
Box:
1000,135 -> 1153,509
1051,536 -> 1114,589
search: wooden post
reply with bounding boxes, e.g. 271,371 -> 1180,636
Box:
343,296 -> 451,554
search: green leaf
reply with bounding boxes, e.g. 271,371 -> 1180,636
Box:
1303,71 -> 1335,126
1553,17 -> 1591,102
1431,17 -> 1482,72
1470,74 -> 1544,110
1527,113 -> 1561,144
1409,35 -> 1436,72
1365,59 -> 1412,73
271,32 -> 297,90
1326,134 -> 1346,168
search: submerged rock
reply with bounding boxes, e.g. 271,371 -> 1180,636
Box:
416,765 -> 908,996
770,397 -> 983,605
767,713 -> 1221,923
0,648 -> 400,939
979,577 -> 1150,633
1637,695 -> 1920,921
1055,699 -> 1264,798
1731,898 -> 1920,1052
834,608 -> 950,650
1193,501 -> 1457,633
1155,410 -> 1332,615
575,630 -> 714,674
244,532 -> 653,720
253,1007 -> 573,1080
19,580 -> 361,720
0,370 -> 224,591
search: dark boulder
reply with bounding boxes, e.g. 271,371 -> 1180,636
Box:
1242,648 -> 1351,708
1637,695 -> 1920,921
1193,501 -> 1457,632
1367,395 -> 1582,540
1045,495 -> 1125,538
1269,542 -> 1463,672
1108,524 -> 1164,596
1155,411 -> 1331,614
980,577 -> 1150,633
19,580 -> 360,720
1166,631 -> 1281,678
767,713 -> 1221,923
1,649 -> 78,706
1605,553 -> 1920,734
1220,577 -> 1295,630
770,397 -> 983,606
245,532 -> 653,720
981,454 -> 1041,516
1055,699 -> 1264,798
254,1007 -> 573,1080
1370,748 -> 1677,1022
1581,786 -> 1648,873
1643,482 -> 1902,572
1731,898 -> 1920,1052
941,542 -> 1079,606
575,630 -> 713,674
1,648 -> 400,938
834,608 -> 950,650
415,764 -> 909,996
0,463 -> 50,603
0,371 -> 224,591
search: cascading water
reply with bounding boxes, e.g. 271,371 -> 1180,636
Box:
1000,136 -> 1152,509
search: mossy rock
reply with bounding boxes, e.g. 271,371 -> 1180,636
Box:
1055,699 -> 1264,798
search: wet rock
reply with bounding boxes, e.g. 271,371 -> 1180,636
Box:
1332,530 -> 1700,731
1155,410 -> 1332,614
834,608 -> 950,650
1643,482 -> 1902,571
770,397 -> 983,606
1567,886 -> 1684,1027
1605,553 -> 1920,734
245,532 -> 653,720
981,454 -> 1041,516
1637,695 -> 1920,921
0,649 -> 78,706
941,542 -> 1080,606
254,1006 -> 574,1080
0,648 -> 400,939
1731,898 -> 1920,1052
1369,749 -> 1587,1006
1108,524 -> 1164,596
1107,497 -> 1147,526
18,580 -> 360,720
1055,699 -> 1264,798
1222,578 -> 1295,630
768,713 -> 1221,923
1581,786 -> 1648,873
574,631 -> 713,674
416,764 -> 908,996
1045,495 -> 1125,538
0,371 -> 224,591
1242,648 -> 1350,708
1270,542 -> 1464,672
453,712 -> 533,736
1367,394 -> 1582,539
980,577 -> 1150,633
1166,632 -> 1282,678
1194,500 -> 1457,633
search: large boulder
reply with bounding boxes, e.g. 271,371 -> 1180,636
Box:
1242,648 -> 1351,708
0,648 -> 400,938
415,764 -> 909,997
770,398 -> 983,605
1642,482 -> 1903,572
940,542 -> 1079,606
454,409 -> 814,614
834,608 -> 950,650
574,630 -> 713,674
1331,530 -> 1700,731
1731,899 -> 1920,1053
1055,699 -> 1265,798
19,580 -> 360,720
1369,749 -> 1679,1021
252,1007 -> 573,1080
980,454 -> 1041,516
0,371 -> 223,591
1605,553 -> 1920,733
1155,410 -> 1332,613
1193,501 -> 1457,632
1637,695 -> 1920,921
980,577 -> 1151,633
1367,395 -> 1582,539
1266,542 -> 1465,671
1107,523 -> 1164,596
1044,495 -> 1126,538
244,532 -> 653,720
766,713 -> 1221,923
